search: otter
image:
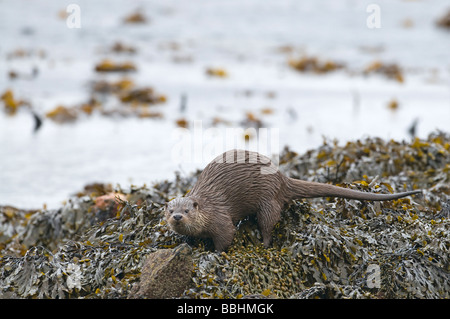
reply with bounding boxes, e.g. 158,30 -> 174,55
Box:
165,149 -> 421,251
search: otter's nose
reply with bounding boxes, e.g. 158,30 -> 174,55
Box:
173,214 -> 183,221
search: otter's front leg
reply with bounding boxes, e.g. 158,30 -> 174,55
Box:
210,218 -> 236,252
257,200 -> 282,248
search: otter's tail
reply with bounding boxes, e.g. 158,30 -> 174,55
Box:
286,178 -> 421,201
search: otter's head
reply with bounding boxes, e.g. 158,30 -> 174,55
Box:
165,197 -> 205,236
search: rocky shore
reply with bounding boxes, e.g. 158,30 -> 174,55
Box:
1,132 -> 449,298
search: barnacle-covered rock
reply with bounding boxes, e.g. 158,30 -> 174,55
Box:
89,78 -> 167,120
94,59 -> 136,73
129,244 -> 193,299
45,105 -> 78,123
123,11 -> 148,24
0,206 -> 37,257
119,87 -> 167,105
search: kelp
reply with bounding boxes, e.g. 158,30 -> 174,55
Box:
1,132 -> 449,298
123,11 -> 148,24
90,77 -> 167,119
1,89 -> 30,115
205,67 -> 228,78
288,56 -> 345,74
43,77 -> 167,123
363,61 -> 404,83
286,55 -> 406,83
94,59 -> 136,73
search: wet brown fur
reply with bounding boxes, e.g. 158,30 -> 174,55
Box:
165,149 -> 421,251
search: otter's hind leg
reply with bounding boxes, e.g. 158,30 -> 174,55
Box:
257,201 -> 282,248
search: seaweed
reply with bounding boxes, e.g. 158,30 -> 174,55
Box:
1,89 -> 29,115
288,55 -> 345,74
363,61 -> 404,83
436,9 -> 450,29
1,132 -> 449,298
205,68 -> 229,78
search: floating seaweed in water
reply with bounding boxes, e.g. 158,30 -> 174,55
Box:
364,61 -> 404,83
1,89 -> 30,115
94,59 -> 137,73
288,56 -> 345,74
205,67 -> 228,78
123,11 -> 148,24
119,87 -> 167,105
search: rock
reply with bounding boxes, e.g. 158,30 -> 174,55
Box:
129,244 -> 193,299
93,192 -> 127,221
94,59 -> 136,73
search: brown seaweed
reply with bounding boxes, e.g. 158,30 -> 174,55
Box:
1,132 -> 449,299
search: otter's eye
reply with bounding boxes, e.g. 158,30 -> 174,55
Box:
185,209 -> 189,214
169,209 -> 174,214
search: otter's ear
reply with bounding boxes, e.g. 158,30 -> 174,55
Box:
193,201 -> 199,209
